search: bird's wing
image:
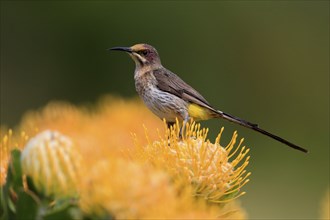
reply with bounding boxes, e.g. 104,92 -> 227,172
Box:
153,68 -> 214,110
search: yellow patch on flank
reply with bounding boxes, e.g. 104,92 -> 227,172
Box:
188,104 -> 210,120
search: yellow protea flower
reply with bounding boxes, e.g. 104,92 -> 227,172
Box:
135,120 -> 251,204
79,156 -> 247,219
18,96 -> 163,158
2,96 -> 248,218
0,129 -> 29,185
20,130 -> 81,198
79,158 -> 178,219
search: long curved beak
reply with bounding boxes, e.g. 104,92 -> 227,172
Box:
108,47 -> 132,53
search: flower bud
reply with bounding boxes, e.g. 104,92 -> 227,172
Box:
21,130 -> 80,198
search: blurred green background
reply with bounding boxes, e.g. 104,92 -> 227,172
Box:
1,1 -> 329,219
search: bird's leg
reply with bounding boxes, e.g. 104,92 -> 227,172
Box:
179,115 -> 190,139
166,121 -> 175,129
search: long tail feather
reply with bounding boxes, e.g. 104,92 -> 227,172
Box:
216,110 -> 308,153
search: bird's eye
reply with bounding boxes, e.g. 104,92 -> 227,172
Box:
140,50 -> 149,56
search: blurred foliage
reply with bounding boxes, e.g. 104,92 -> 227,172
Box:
1,1 -> 329,219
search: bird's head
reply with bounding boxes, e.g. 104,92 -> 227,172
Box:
109,43 -> 162,69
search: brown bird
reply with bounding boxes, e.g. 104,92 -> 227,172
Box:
109,43 -> 308,153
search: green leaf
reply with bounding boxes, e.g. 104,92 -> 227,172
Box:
15,190 -> 38,220
43,204 -> 82,220
1,182 -> 13,220
9,149 -> 23,191
1,149 -> 23,220
0,187 -> 8,220
25,176 -> 44,200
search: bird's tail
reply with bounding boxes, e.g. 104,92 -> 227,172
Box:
214,110 -> 308,153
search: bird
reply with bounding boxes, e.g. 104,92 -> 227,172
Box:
109,43 -> 308,153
